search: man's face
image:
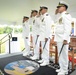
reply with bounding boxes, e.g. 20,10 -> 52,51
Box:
57,6 -> 65,13
32,12 -> 38,17
23,18 -> 28,22
41,9 -> 47,14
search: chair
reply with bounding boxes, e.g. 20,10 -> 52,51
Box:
68,36 -> 76,70
30,35 -> 33,49
30,35 -> 42,58
50,36 -> 58,64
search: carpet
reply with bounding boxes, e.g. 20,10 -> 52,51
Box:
0,54 -> 74,75
4,60 -> 40,75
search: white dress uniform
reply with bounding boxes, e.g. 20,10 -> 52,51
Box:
28,16 -> 36,47
54,11 -> 72,73
22,20 -> 30,56
38,13 -> 54,66
30,16 -> 41,60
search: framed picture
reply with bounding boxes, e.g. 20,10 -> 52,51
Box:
71,22 -> 74,36
71,19 -> 76,36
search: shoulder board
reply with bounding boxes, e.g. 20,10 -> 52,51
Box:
46,14 -> 49,16
65,13 -> 69,15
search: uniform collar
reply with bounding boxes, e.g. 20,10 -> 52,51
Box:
26,20 -> 28,22
32,16 -> 37,19
24,20 -> 28,23
42,12 -> 48,16
61,11 -> 67,15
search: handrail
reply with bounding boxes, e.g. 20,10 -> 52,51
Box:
0,33 -> 12,45
0,36 -> 12,45
0,33 -> 12,41
0,33 -> 12,54
22,48 -> 25,51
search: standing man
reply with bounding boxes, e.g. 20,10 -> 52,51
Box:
54,1 -> 72,75
30,10 -> 41,60
38,6 -> 54,66
22,16 -> 30,56
29,10 -> 39,59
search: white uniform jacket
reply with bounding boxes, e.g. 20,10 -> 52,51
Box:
54,11 -> 72,43
32,16 -> 41,36
22,21 -> 30,38
39,13 -> 54,41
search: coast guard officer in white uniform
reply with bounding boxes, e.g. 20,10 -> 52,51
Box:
30,10 -> 41,60
38,6 -> 54,66
29,10 -> 39,57
22,16 -> 30,56
54,1 -> 72,75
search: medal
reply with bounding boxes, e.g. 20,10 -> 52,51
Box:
33,20 -> 35,24
59,17 -> 62,24
42,18 -> 44,22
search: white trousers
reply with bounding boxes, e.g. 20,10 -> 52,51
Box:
40,39 -> 50,63
57,42 -> 69,72
32,35 -> 50,62
23,38 -> 30,55
32,35 -> 40,57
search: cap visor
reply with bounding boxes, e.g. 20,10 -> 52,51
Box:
57,5 -> 63,8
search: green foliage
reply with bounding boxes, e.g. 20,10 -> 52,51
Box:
0,27 -> 13,34
0,27 -> 22,34
0,28 -> 4,34
19,28 -> 22,33
14,28 -> 22,33
4,26 -> 13,33
0,25 -> 32,34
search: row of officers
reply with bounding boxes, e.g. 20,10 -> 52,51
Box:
22,1 -> 72,75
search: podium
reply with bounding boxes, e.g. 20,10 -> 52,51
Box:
6,37 -> 21,53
